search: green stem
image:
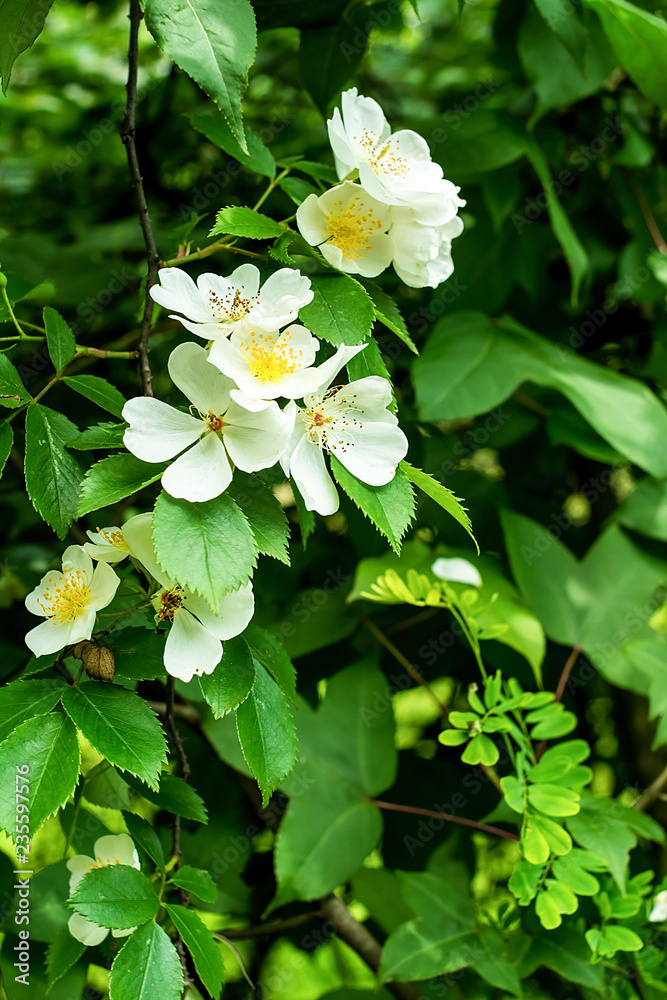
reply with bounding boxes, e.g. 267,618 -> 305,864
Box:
74,345 -> 138,359
252,166 -> 292,212
160,239 -> 267,267
0,285 -> 28,340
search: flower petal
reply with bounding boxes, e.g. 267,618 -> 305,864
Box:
123,398 -> 202,463
88,561 -> 121,612
309,344 -> 367,397
332,419 -> 408,486
184,582 -> 255,640
296,194 -> 327,246
67,854 -> 96,891
25,613 -> 95,657
161,432 -> 232,502
164,608 -> 222,680
250,268 -> 314,329
25,571 -> 64,617
223,400 -> 287,471
150,267 -> 213,322
122,513 -> 173,589
167,341 -> 233,415
432,557 -> 482,587
68,912 -> 108,947
62,545 -> 93,579
93,833 -> 140,868
199,263 -> 260,305
290,434 -> 339,515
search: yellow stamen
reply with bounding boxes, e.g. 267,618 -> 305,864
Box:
244,330 -> 301,383
37,569 -> 91,626
99,529 -> 130,552
324,197 -> 383,260
157,588 -> 183,623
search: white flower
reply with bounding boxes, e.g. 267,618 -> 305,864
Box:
328,88 -> 465,225
649,890 -> 667,922
296,181 -> 393,278
209,326 -> 366,402
432,557 -> 482,588
83,526 -> 132,564
67,833 -> 140,947
390,210 -> 464,288
149,264 -> 313,340
24,547 -> 120,657
122,514 -> 254,681
281,360 -> 409,516
122,342 -> 288,503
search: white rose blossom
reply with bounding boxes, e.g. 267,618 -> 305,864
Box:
649,890 -> 667,922
281,355 -> 409,516
296,180 -> 393,278
122,342 -> 288,503
327,87 -> 465,226
83,526 -> 132,564
432,557 -> 482,588
390,210 -> 464,288
149,263 -> 314,340
67,833 -> 140,947
122,513 -> 254,681
24,546 -> 120,657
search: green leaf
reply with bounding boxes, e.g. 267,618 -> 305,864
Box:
209,205 -> 284,239
273,659 -> 397,901
63,374 -> 126,417
143,0 -> 256,153
168,866 -> 217,903
153,491 -> 258,609
124,772 -> 208,823
200,634 -> 256,717
532,814 -> 572,855
617,477 -> 667,541
61,682 -> 167,790
109,921 -> 183,1000
0,678 -> 66,743
123,813 -> 166,872
401,461 -> 477,551
84,763 -> 132,814
0,420 -> 12,477
25,404 -> 83,538
0,352 -> 30,407
187,110 -> 276,178
346,335 -> 392,382
566,794 -> 661,890
236,662 -> 297,805
298,273 -> 376,347
534,0 -> 588,64
331,455 -> 415,553
552,854 -> 600,895
228,471 -> 290,564
164,904 -> 224,997
243,624 -> 297,701
519,926 -> 604,988
461,733 -> 499,765
0,713 -> 80,841
46,928 -> 86,992
68,421 -> 127,451
69,865 -> 159,929
509,860 -> 544,904
299,6 -> 370,115
521,816 -> 550,864
105,628 -> 167,682
596,923 -> 643,955
43,307 -> 76,370
0,0 -> 55,93
358,279 -> 418,354
535,887 -> 565,929
585,0 -> 667,109
77,454 -> 166,517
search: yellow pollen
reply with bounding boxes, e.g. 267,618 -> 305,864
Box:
359,129 -> 409,178
37,569 -> 90,626
204,411 -> 224,432
85,854 -> 123,873
324,197 -> 383,260
99,529 -> 130,552
244,330 -> 301,383
209,287 -> 255,323
157,588 -> 183,623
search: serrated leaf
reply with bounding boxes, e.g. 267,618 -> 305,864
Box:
585,0 -> 667,110
124,772 -> 208,823
269,230 -> 298,265
0,713 -> 80,841
236,662 -> 297,805
153,490 -> 258,609
168,866 -> 217,903
209,205 -> 284,239
0,0 -> 55,93
0,421 -> 13,477
359,279 -> 418,354
68,421 -> 127,450
63,374 -> 126,418
109,921 -> 183,1000
46,928 -> 86,992
331,455 -> 415,553
0,353 -> 31,407
123,812 -> 166,872
243,624 -> 296,702
188,110 -> 276,178
228,471 -> 290,564
143,0 -> 256,153
25,404 -> 83,538
200,634 -> 256,717
69,864 -> 159,929
164,903 -> 224,997
401,461 -> 477,551
105,628 -> 167,682
298,273 -> 375,346
61,682 -> 167,790
77,454 -> 167,517
44,307 -> 76,370
0,678 -> 67,743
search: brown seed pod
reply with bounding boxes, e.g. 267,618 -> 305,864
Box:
71,640 -> 115,683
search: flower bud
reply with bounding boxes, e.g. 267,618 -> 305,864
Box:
72,640 -> 115,682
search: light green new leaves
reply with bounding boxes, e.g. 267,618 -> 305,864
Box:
77,454 -> 166,517
69,865 -> 159,929
236,663 -> 297,805
143,0 -> 256,152
153,491 -> 258,609
209,206 -> 284,239
331,456 -> 415,553
25,404 -> 83,538
0,679 -> 66,743
165,904 -> 224,998
401,462 -> 477,551
585,0 -> 667,109
274,659 -> 397,901
0,713 -> 80,841
43,307 -> 76,370
62,683 -> 167,790
0,0 -> 55,92
109,922 -> 183,1000
298,274 -> 376,347
414,311 -> 667,477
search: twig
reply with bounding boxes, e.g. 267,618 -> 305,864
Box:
164,674 -> 190,993
120,0 -> 159,397
219,911 -> 323,939
160,241 -> 268,267
624,173 -> 667,253
554,645 -> 581,703
384,607 -> 439,637
147,700 -> 201,725
372,799 -> 519,841
633,761 -> 667,812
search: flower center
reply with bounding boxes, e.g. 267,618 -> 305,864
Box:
203,410 -> 225,432
98,528 -> 130,552
324,196 -> 383,260
86,855 -> 122,872
156,587 -> 183,623
208,288 -> 257,324
358,128 -> 408,179
244,330 -> 300,383
304,387 -> 364,454
37,569 -> 91,625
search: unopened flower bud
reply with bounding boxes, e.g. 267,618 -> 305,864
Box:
72,641 -> 115,682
